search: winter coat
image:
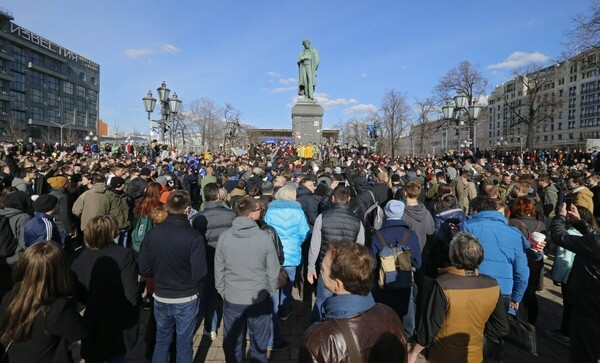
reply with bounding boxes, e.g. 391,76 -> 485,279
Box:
460,210 -> 530,302
24,213 -> 61,248
265,200 -> 310,267
125,176 -> 148,205
551,215 -> 600,317
72,183 -> 111,230
106,189 -> 131,229
0,207 -> 31,264
296,185 -> 321,226
49,188 -> 72,234
430,208 -> 467,273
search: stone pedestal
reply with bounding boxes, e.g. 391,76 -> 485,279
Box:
291,99 -> 324,146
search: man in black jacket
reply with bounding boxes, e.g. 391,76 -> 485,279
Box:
192,182 -> 235,341
296,175 -> 321,226
125,167 -> 150,205
139,190 -> 207,362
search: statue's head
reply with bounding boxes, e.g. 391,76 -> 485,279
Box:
302,39 -> 311,48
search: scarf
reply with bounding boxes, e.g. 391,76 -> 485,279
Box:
322,293 -> 375,319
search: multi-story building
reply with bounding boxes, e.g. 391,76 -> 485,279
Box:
0,8 -> 99,142
487,50 -> 600,151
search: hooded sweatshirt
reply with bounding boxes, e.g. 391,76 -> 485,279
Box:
215,216 -> 280,305
567,186 -> 595,214
402,202 -> 435,251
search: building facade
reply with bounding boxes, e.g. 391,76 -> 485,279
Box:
0,8 -> 99,142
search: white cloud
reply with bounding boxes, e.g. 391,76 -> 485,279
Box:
267,71 -> 281,78
488,51 -> 550,69
278,77 -> 296,85
314,93 -> 358,108
124,43 -> 181,59
270,86 -> 296,93
344,104 -> 378,115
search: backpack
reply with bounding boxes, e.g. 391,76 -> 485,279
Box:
132,216 -> 153,253
364,190 -> 385,230
0,215 -> 18,258
514,219 -> 542,243
375,228 -> 413,290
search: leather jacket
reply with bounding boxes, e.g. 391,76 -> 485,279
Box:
298,303 -> 407,363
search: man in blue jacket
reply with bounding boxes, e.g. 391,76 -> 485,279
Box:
460,196 -> 529,308
24,194 -> 61,247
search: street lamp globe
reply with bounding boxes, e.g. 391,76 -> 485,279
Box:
454,92 -> 469,109
468,104 -> 482,120
143,90 -> 157,113
169,93 -> 182,114
442,100 -> 455,120
157,81 -> 171,103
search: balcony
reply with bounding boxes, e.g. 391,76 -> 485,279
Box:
0,50 -> 13,61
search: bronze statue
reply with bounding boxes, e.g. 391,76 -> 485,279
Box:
297,39 -> 319,100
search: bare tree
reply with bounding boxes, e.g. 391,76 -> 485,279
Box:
343,118 -> 369,146
413,97 -> 438,154
435,61 -> 489,142
502,65 -> 564,149
186,98 -> 222,151
379,89 -> 410,159
1,114 -> 26,142
565,0 -> 600,54
63,125 -> 78,145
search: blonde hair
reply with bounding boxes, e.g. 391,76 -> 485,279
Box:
274,184 -> 297,201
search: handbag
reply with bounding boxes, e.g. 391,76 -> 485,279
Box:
504,310 -> 537,354
277,267 -> 289,289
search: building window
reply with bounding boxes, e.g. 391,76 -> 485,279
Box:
30,52 -> 43,66
30,88 -> 43,104
47,109 -> 59,123
47,76 -> 59,92
50,61 -> 59,72
10,91 -> 25,111
79,72 -> 86,81
87,89 -> 97,104
47,92 -> 59,108
76,85 -> 85,98
558,134 -> 563,140
569,133 -> 574,140
91,77 -> 97,86
63,81 -> 73,95
63,98 -> 74,111
30,71 -> 43,86
30,106 -> 44,121
12,73 -> 25,92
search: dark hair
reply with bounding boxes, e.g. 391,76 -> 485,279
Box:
235,196 -> 258,217
405,180 -> 422,198
166,190 -> 191,214
91,173 -> 105,184
510,197 -> 536,218
470,196 -> 497,212
333,186 -> 351,204
326,242 -> 373,296
435,194 -> 458,214
449,232 -> 484,270
437,183 -> 453,197
203,183 -> 220,202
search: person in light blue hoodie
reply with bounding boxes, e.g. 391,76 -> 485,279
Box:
264,184 -> 309,319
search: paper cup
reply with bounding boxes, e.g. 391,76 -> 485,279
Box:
531,232 -> 546,251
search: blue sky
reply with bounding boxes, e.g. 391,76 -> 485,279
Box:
2,0 -> 592,132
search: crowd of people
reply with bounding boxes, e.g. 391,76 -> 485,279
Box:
0,137 -> 598,363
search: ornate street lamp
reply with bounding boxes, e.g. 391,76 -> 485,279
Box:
142,81 -> 182,144
441,92 -> 482,150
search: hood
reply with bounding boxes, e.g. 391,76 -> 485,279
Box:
435,208 -> 466,224
296,185 -> 313,198
90,183 -> 108,193
0,208 -> 29,219
471,210 -> 508,224
544,184 -> 558,193
109,188 -> 126,198
230,216 -> 261,238
568,186 -> 593,198
403,203 -> 431,222
353,176 -> 369,192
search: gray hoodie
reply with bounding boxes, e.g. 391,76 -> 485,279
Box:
215,216 -> 279,305
402,203 -> 435,251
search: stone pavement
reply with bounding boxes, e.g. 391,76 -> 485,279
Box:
192,258 -> 570,362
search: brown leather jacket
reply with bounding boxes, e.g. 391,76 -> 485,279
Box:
298,303 -> 407,363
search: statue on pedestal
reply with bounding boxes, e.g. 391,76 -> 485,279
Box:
297,39 -> 319,100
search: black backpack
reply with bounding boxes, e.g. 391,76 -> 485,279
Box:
0,216 -> 18,258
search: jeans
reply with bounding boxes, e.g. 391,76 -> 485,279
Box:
223,298 -> 271,363
402,283 -> 418,338
201,267 -> 218,333
279,266 -> 296,318
311,274 -> 333,322
268,289 -> 281,348
114,228 -> 128,248
153,297 -> 199,363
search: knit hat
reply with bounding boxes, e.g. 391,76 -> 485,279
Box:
334,167 -> 342,175
261,181 -> 274,193
384,200 -> 405,220
47,176 -> 68,189
33,194 -> 58,213
391,174 -> 401,184
156,175 -> 168,186
140,168 -> 151,176
110,177 -> 125,189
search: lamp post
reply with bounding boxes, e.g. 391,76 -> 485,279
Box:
85,131 -> 98,142
28,119 -> 72,146
142,81 -> 182,145
441,92 -> 482,151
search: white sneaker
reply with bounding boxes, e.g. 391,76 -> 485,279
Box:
203,331 -> 217,341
